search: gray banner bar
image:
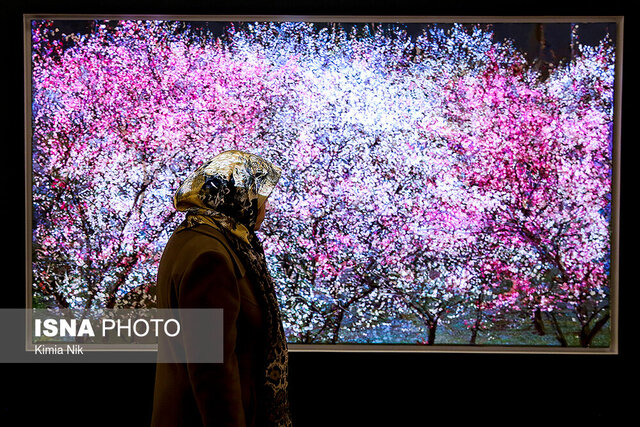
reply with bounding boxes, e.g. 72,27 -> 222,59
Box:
1,309 -> 223,363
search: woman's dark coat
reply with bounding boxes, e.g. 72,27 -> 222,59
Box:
151,223 -> 265,427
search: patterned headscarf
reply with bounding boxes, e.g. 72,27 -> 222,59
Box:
173,150 -> 291,426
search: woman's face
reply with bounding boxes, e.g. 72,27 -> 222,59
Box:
254,199 -> 270,231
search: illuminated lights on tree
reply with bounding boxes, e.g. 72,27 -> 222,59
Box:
31,20 -> 614,346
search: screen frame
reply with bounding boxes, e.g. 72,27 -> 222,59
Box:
23,14 -> 623,355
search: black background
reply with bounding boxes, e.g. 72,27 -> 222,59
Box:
2,0 -> 631,425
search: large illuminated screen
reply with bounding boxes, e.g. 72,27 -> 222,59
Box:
29,18 -> 619,349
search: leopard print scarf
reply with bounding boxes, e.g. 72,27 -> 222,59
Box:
173,150 -> 291,426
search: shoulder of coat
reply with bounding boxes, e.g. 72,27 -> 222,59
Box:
179,224 -> 247,279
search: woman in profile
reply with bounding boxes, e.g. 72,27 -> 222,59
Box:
151,150 -> 291,427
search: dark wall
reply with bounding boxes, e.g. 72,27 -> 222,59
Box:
3,0 -> 631,425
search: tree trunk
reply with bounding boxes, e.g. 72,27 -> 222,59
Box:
427,320 -> 437,345
105,254 -> 140,309
580,312 -> 610,347
533,308 -> 546,335
570,23 -> 579,60
331,309 -> 345,344
547,312 -> 568,347
469,293 -> 484,345
469,324 -> 478,345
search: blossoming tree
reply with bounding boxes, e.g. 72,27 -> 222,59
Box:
31,20 -> 615,346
